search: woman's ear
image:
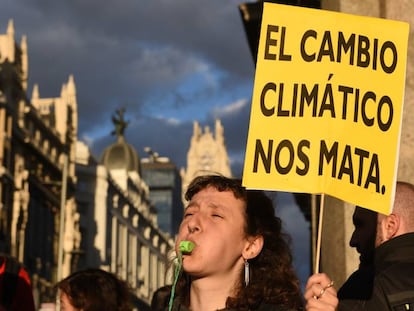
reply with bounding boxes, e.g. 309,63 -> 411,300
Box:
242,235 -> 264,260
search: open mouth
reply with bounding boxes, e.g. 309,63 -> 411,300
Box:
179,240 -> 195,254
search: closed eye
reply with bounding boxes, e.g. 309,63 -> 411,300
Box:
212,214 -> 223,218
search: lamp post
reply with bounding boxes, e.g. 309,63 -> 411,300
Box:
55,154 -> 68,310
57,154 -> 68,281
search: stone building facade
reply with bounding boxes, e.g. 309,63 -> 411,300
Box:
76,115 -> 173,309
0,20 -> 80,305
180,119 -> 232,201
1,19 -> 174,310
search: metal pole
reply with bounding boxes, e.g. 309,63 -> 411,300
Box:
57,155 -> 68,282
56,155 -> 68,310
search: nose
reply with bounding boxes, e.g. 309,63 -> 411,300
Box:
188,224 -> 199,233
349,232 -> 357,248
187,214 -> 201,234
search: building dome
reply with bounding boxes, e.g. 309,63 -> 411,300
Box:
101,136 -> 141,175
100,108 -> 141,174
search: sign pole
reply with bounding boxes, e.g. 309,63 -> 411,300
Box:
314,193 -> 325,274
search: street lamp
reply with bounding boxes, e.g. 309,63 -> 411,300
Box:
55,154 -> 68,311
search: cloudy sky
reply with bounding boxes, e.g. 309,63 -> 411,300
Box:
0,0 -> 310,286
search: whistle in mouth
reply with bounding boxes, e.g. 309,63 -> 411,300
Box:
179,241 -> 195,253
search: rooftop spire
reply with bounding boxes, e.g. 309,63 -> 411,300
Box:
7,19 -> 14,37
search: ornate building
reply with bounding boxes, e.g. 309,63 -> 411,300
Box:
75,110 -> 173,309
0,20 -> 80,305
180,119 -> 232,200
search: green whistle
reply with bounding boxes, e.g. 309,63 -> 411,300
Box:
179,241 -> 195,253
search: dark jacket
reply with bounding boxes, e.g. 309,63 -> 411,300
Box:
339,232 -> 414,311
337,264 -> 375,300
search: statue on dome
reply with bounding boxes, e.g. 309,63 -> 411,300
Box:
111,108 -> 129,138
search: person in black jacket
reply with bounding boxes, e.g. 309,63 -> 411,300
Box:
169,175 -> 337,311
337,206 -> 377,303
338,181 -> 414,310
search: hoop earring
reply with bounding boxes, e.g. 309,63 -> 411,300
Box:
244,260 -> 250,286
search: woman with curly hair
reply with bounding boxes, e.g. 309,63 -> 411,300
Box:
56,268 -> 132,311
169,174 -> 337,311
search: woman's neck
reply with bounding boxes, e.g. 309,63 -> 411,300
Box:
189,276 -> 237,311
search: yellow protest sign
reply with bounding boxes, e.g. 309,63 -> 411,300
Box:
242,3 -> 409,215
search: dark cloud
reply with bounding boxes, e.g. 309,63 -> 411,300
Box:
1,0 -> 255,137
1,0 -> 311,286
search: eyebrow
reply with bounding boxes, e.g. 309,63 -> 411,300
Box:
185,202 -> 224,212
184,202 -> 198,210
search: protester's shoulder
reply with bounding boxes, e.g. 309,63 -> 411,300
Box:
377,261 -> 414,282
374,261 -> 414,302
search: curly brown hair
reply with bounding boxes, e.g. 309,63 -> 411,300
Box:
175,175 -> 303,310
56,268 -> 133,311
